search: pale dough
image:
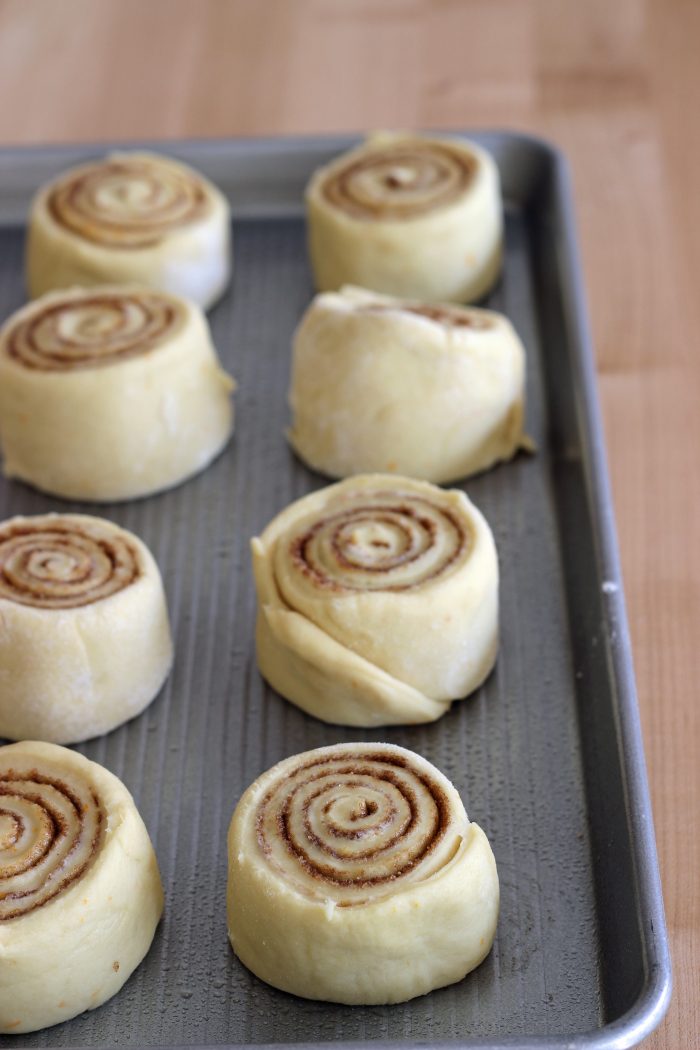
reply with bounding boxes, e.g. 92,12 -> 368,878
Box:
0,285 -> 235,501
289,284 -> 527,482
26,151 -> 231,310
0,513 -> 173,743
0,740 -> 163,1033
227,742 -> 499,1004
252,474 -> 499,726
306,132 -> 502,302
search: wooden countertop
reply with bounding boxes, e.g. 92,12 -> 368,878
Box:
0,0 -> 695,1045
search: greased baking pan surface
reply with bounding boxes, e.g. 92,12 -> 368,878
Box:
0,134 -> 670,1049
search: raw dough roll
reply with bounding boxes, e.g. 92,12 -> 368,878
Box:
306,132 -> 502,302
27,151 -> 231,309
252,474 -> 498,726
0,513 -> 173,743
289,285 -> 527,482
228,742 -> 499,1004
0,286 -> 235,501
0,740 -> 163,1033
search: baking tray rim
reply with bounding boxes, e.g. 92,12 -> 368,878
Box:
516,130 -> 673,1049
0,130 -> 672,1050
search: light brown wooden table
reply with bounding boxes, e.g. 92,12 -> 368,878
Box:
0,0 -> 696,1045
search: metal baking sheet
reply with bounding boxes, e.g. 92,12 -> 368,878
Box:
0,133 -> 671,1049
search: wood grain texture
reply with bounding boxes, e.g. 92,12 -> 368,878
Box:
0,0 -> 696,1045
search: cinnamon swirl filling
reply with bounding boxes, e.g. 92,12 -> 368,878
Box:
363,302 -> 494,330
47,158 -> 211,249
0,518 -> 141,609
0,764 -> 104,920
5,292 -> 184,371
255,748 -> 458,906
288,494 -> 471,592
321,142 -> 476,220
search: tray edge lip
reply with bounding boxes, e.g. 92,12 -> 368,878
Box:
0,126 -> 558,157
0,127 -> 580,193
544,134 -> 673,1044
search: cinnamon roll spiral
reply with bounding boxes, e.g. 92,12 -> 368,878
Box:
7,289 -> 183,371
0,515 -> 138,609
306,133 -> 502,302
289,285 -> 528,482
0,287 -> 235,501
252,475 -> 498,726
322,141 -> 475,220
0,741 -> 163,1033
0,514 -> 173,744
46,156 -> 209,249
26,152 -> 231,309
227,743 -> 499,1004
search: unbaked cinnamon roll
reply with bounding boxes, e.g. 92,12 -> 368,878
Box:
0,514 -> 172,743
26,151 -> 231,309
0,286 -> 235,500
252,474 -> 498,726
289,285 -> 527,482
227,742 -> 499,1004
0,741 -> 163,1033
306,132 -> 502,302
